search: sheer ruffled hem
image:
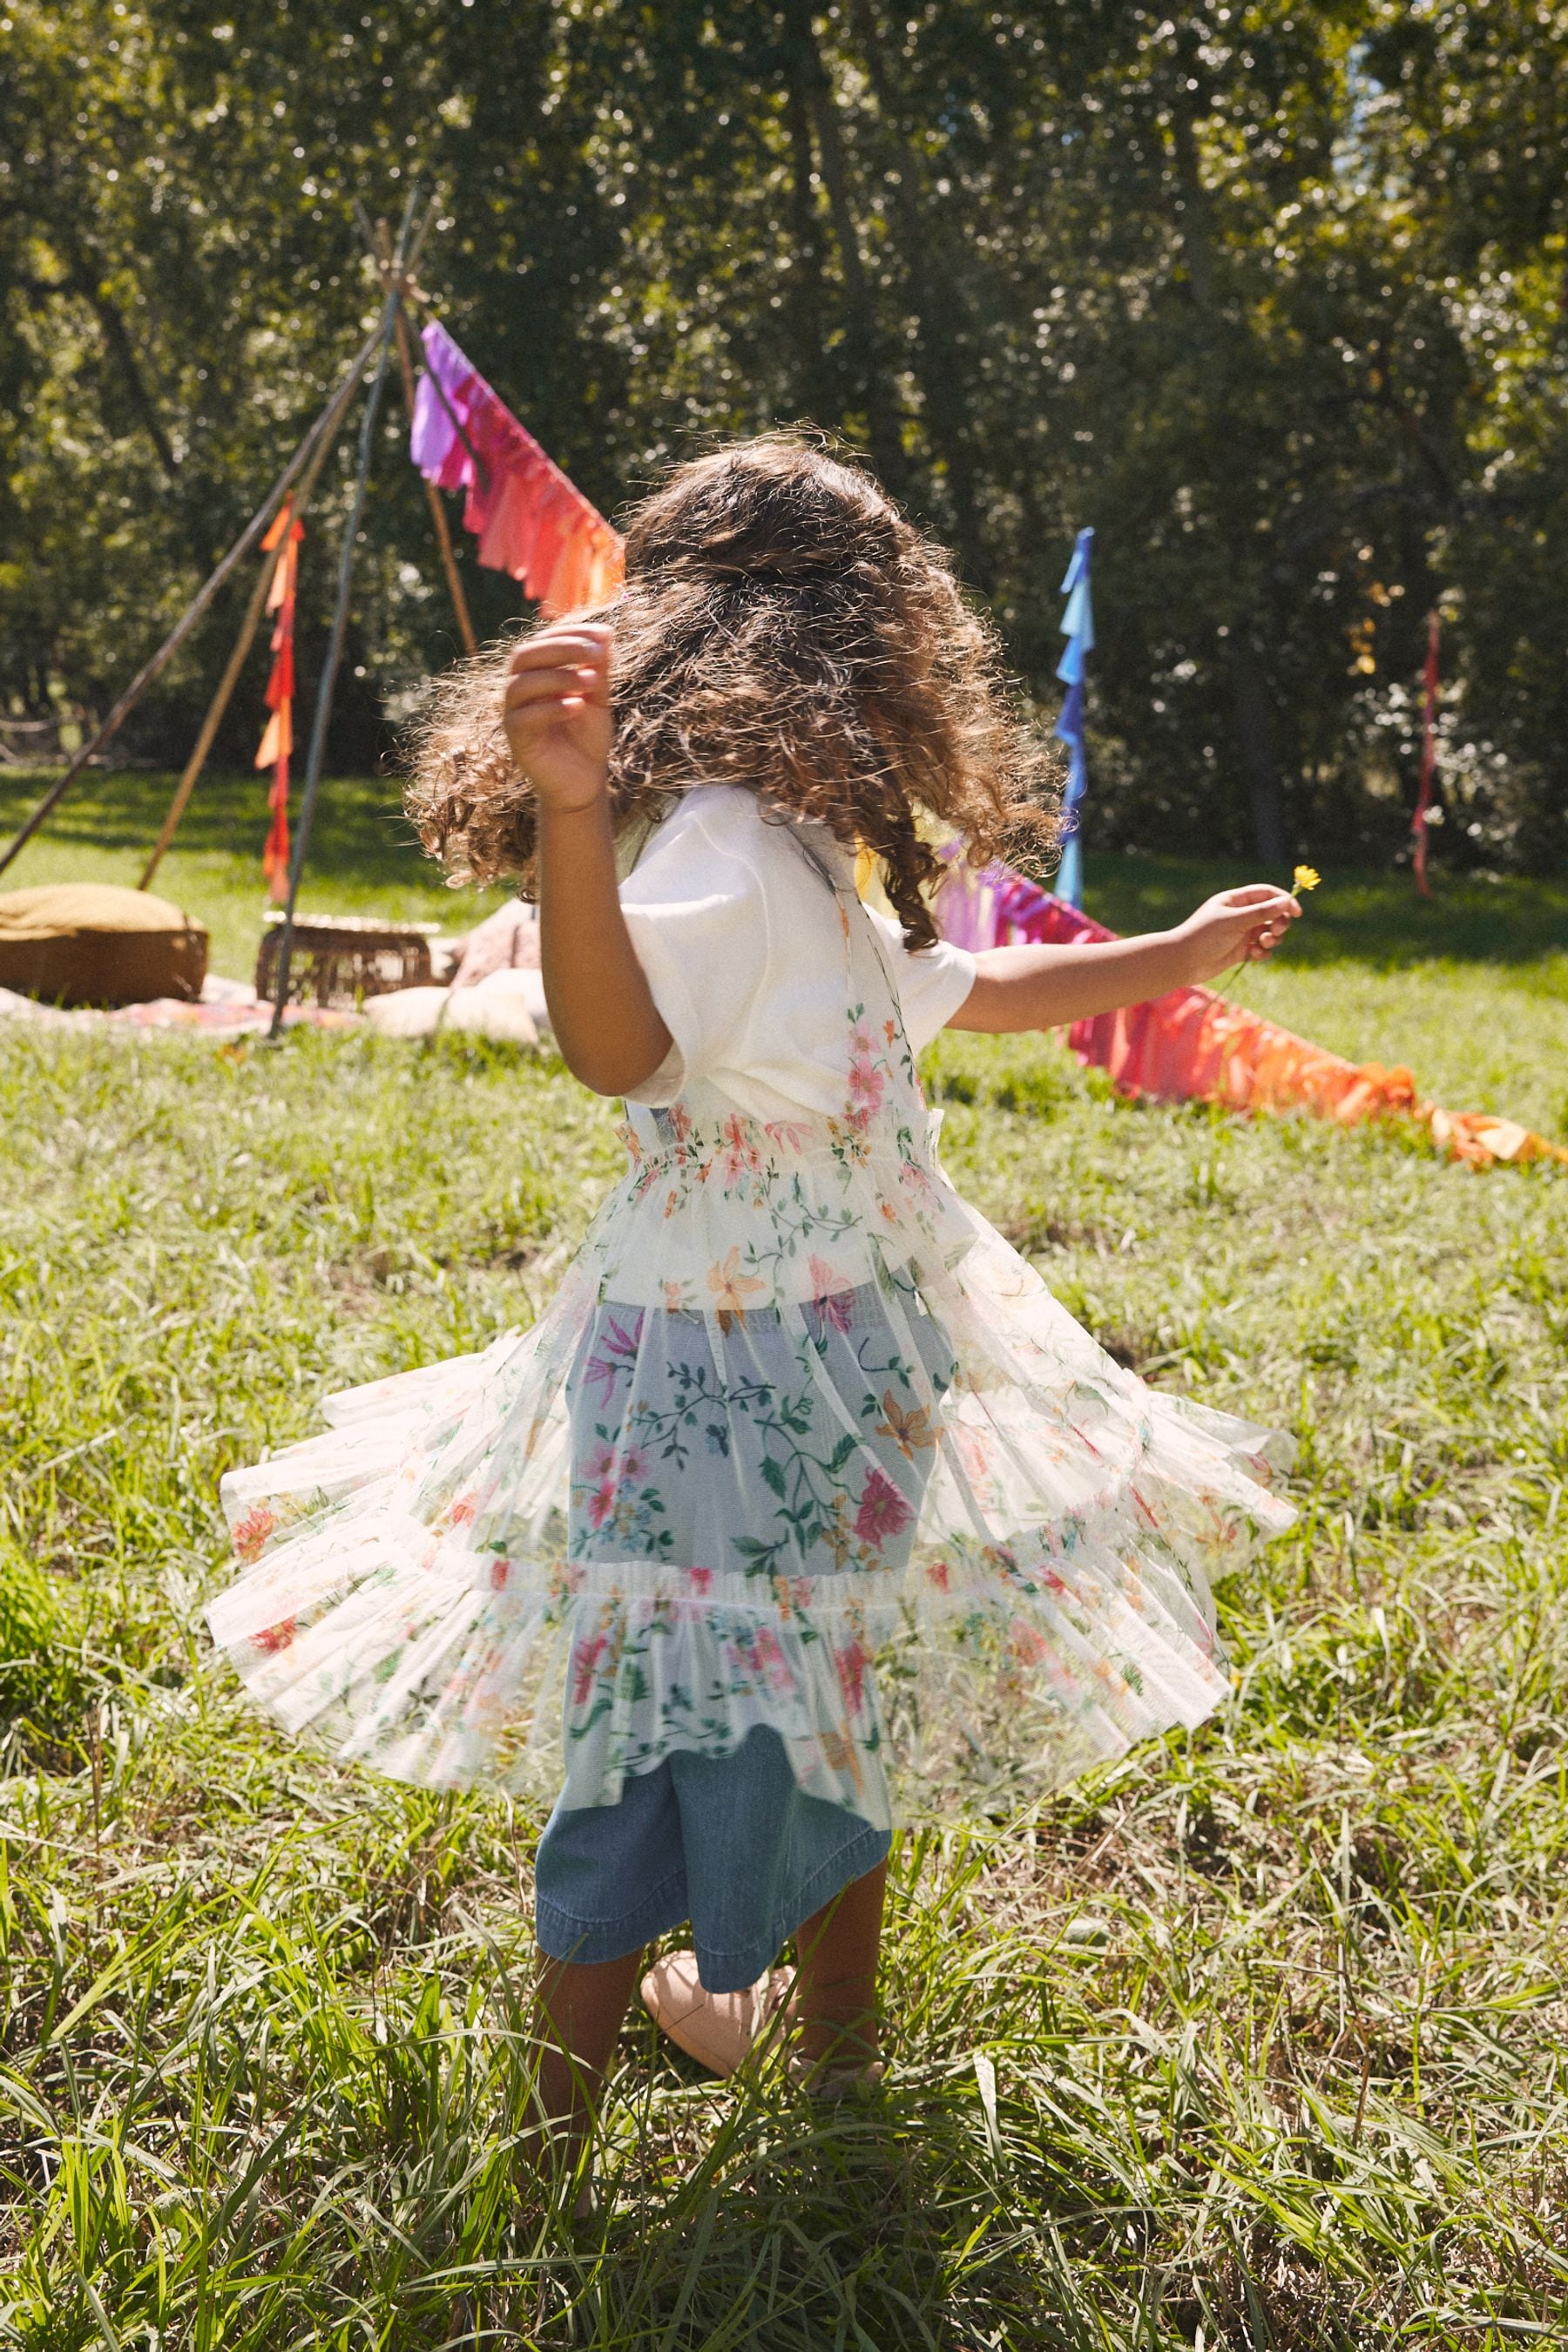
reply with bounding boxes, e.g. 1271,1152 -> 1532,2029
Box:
206,1420 -> 1282,1824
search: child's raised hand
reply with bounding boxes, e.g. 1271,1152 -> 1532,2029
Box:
1174,884 -> 1301,983
502,623 -> 613,813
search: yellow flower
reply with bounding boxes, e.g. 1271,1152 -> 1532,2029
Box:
1292,864 -> 1321,894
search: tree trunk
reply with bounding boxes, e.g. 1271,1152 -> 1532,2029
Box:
1227,634 -> 1287,865
848,0 -> 991,586
1169,50 -> 1288,866
61,230 -> 217,577
786,0 -> 909,495
780,33 -> 830,418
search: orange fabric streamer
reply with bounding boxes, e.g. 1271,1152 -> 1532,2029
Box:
935,862 -> 1568,1172
257,498 -> 303,903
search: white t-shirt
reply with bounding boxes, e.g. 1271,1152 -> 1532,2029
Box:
618,785 -> 976,1122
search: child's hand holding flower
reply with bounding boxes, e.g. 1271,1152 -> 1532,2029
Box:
1173,882 -> 1302,985
502,621 -> 614,814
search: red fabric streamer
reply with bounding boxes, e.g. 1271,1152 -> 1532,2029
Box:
257,498 -> 303,904
409,321 -> 624,615
934,860 -> 1568,1171
1413,609 -> 1440,897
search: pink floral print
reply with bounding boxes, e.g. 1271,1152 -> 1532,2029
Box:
853,1467 -> 914,1548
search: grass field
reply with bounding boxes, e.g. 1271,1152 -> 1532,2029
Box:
2,768 -> 1566,2346
4,762 -> 1568,1138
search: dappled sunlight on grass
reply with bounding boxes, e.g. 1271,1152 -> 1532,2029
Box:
1,841 -> 1565,2342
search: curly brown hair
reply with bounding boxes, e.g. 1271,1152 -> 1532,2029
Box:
405,434 -> 1058,948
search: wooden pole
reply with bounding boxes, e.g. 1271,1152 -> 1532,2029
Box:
0,316 -> 389,882
137,537 -> 276,893
267,194 -> 423,1036
1413,608 -> 1440,898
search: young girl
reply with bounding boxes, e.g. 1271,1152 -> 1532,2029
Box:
209,437 -> 1297,2167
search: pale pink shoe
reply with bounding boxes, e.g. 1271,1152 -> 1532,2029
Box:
639,1950 -> 793,2074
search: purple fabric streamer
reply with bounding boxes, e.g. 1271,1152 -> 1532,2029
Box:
933,855 -> 1099,952
409,321 -> 479,483
409,374 -> 453,477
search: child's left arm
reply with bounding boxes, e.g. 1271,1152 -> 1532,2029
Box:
948,884 -> 1301,1034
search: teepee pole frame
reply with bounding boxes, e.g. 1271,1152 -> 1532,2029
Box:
138,418 -> 344,894
355,201 -> 477,659
266,191 -> 429,1037
0,318 -> 389,883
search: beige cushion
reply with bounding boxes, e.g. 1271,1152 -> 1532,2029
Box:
467,965 -> 549,1028
448,985 -> 540,1044
0,883 -> 207,1006
362,983 -> 539,1046
362,987 -> 447,1037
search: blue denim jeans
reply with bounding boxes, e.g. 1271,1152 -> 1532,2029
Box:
534,1724 -> 890,1991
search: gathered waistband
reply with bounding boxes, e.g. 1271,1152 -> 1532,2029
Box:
616,1106 -> 919,1180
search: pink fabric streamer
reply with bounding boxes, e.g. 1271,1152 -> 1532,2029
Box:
935,862 -> 1179,1085
931,860 -> 1567,1169
409,321 -> 624,614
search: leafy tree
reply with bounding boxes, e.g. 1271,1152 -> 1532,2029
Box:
2,0 -> 1564,870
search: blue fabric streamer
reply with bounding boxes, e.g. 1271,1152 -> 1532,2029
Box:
1059,579 -> 1095,654
1058,534 -> 1093,598
1052,527 -> 1095,908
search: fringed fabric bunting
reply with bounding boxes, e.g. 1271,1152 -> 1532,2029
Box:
936,860 -> 1568,1171
1052,527 -> 1095,909
409,321 -> 624,615
257,499 -> 303,904
1413,610 -> 1440,897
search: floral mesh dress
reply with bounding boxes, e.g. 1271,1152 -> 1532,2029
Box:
210,787 -> 1294,1857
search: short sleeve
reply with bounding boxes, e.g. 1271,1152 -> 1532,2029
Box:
618,808 -> 768,1106
867,912 -> 977,1053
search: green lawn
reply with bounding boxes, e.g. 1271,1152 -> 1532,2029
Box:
1,778 -> 1566,2345
4,763 -> 1566,1137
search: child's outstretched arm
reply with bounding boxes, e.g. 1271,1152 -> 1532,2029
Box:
948,884 -> 1301,1034
502,623 -> 673,1096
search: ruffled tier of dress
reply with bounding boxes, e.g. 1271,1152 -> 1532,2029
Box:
210,1095 -> 1294,1828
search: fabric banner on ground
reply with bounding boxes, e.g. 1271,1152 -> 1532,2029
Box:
409,321 -> 624,616
935,862 -> 1567,1171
